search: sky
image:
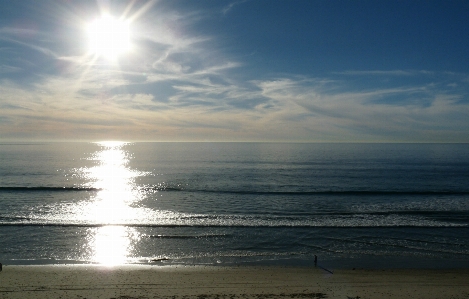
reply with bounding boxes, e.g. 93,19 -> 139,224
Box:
0,0 -> 468,142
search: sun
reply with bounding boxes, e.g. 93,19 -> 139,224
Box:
87,14 -> 131,60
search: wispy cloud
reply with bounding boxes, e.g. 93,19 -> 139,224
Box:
252,74 -> 469,142
222,0 -> 249,15
0,28 -> 58,58
333,70 -> 435,76
0,64 -> 21,74
1,2 -> 468,142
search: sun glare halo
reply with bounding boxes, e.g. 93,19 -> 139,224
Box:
87,14 -> 131,60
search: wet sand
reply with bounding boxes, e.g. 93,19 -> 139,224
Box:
0,265 -> 468,299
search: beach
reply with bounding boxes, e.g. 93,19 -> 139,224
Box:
1,265 -> 468,299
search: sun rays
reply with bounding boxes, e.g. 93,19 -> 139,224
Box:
54,1 -> 159,118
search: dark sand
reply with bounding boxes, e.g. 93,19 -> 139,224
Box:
0,265 -> 468,299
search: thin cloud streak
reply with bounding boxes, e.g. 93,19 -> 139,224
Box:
0,1 -> 468,142
333,70 -> 434,76
255,76 -> 469,142
2,61 -> 469,142
222,0 -> 249,15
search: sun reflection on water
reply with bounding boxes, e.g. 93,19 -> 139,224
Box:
84,141 -> 143,265
85,141 -> 143,224
91,225 -> 138,265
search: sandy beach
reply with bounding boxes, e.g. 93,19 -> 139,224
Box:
0,265 -> 468,299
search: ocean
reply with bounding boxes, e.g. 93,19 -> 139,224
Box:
1,142 -> 468,269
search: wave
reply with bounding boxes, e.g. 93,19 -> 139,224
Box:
147,234 -> 228,239
0,186 -> 101,192
0,221 -> 466,228
149,187 -> 469,196
1,206 -> 468,228
2,186 -> 468,196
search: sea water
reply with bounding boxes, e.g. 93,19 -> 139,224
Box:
1,142 -> 468,268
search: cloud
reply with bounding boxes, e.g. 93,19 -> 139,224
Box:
2,53 -> 469,142
1,2 -> 468,142
252,74 -> 469,142
0,64 -> 21,74
333,70 -> 435,76
222,0 -> 249,15
0,27 -> 58,58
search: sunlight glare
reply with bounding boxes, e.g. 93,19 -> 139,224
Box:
92,226 -> 136,265
87,14 -> 131,60
83,142 -> 144,265
86,141 -> 145,224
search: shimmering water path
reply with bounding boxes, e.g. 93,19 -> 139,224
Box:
1,142 -> 468,268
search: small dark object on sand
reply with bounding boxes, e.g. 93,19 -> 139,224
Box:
314,255 -> 317,267
0,262 -> 2,271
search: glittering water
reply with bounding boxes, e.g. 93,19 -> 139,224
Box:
1,142 -> 469,268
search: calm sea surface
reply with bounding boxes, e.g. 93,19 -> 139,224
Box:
1,142 -> 468,268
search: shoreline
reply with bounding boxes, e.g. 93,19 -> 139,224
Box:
4,253 -> 469,270
1,265 -> 469,299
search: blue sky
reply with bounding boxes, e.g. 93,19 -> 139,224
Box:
1,0 -> 468,142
